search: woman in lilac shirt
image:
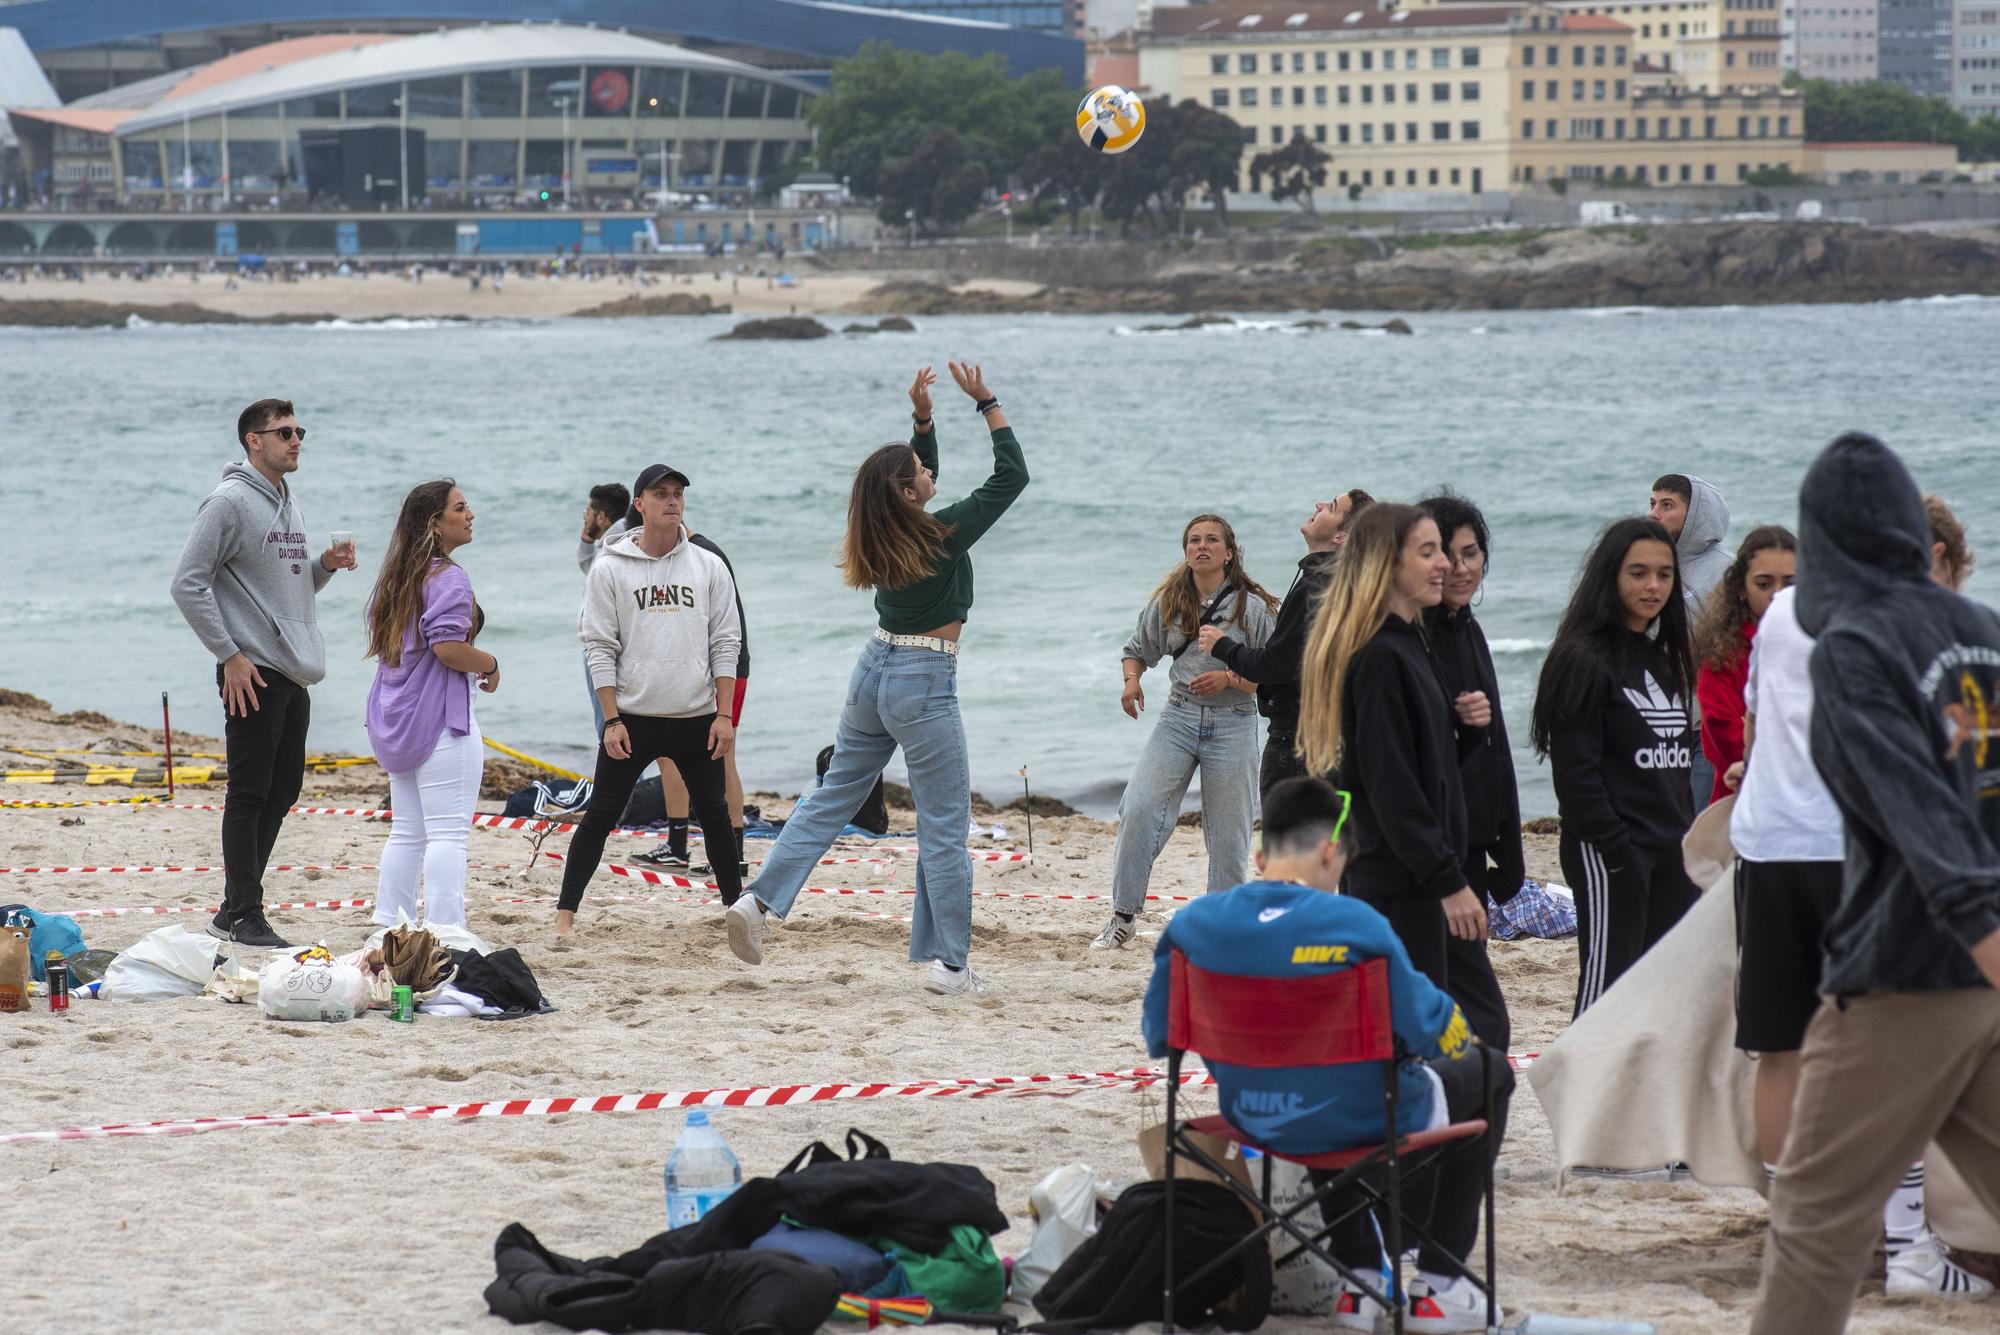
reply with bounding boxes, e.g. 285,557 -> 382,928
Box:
364,480 -> 497,928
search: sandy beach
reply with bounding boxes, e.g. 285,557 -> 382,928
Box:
0,267 -> 1041,322
0,692 -> 1991,1334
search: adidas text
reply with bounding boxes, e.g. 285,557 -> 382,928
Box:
1634,742 -> 1692,769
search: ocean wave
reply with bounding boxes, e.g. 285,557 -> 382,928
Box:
310,317 -> 458,330
1575,306 -> 1659,318
1112,316 -> 1313,336
1891,293 -> 1997,306
1487,637 -> 1551,654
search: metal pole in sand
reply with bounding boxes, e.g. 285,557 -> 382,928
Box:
161,692 -> 175,802
1019,766 -> 1033,860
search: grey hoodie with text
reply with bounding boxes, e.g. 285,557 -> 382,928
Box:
1675,474 -> 1732,611
170,460 -> 334,686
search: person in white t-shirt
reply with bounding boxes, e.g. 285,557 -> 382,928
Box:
1731,581 -> 1992,1301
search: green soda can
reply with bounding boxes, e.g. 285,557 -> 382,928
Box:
391,985 -> 415,1022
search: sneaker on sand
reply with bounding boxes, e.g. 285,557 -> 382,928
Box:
1406,1276 -> 1502,1333
205,911 -> 234,943
634,846 -> 690,869
1090,913 -> 1137,951
229,913 -> 293,949
725,896 -> 767,965
1332,1277 -> 1390,1331
924,961 -> 990,996
1886,1232 -> 1995,1300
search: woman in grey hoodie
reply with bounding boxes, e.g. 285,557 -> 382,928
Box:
1094,515 -> 1277,950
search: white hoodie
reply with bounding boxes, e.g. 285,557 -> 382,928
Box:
580,526 -> 742,719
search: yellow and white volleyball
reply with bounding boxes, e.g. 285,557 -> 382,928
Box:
1075,85 -> 1146,155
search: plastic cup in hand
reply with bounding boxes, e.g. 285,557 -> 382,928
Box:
331,531 -> 356,565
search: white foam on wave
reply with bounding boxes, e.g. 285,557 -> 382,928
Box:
311,316 -> 454,330
125,313 -> 156,329
1576,305 -> 1659,318
1112,316 -> 1314,336
1487,637 -> 1551,654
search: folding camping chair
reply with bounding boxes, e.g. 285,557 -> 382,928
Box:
1160,951 -> 1499,1334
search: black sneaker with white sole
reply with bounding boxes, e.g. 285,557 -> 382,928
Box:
205,911 -> 235,942
634,846 -> 690,870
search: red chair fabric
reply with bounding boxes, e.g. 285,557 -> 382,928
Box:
1167,951 -> 1393,1070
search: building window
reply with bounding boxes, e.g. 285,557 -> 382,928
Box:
1680,116 -> 1692,137
1522,80 -> 1534,100
1361,124 -> 1374,142
1314,86 -> 1328,105
1338,169 -> 1350,185
1636,117 -> 1647,138
1704,163 -> 1717,181
638,66 -> 684,117
1362,51 -> 1374,71
1270,53 -> 1283,73
1574,80 -> 1586,99
1759,116 -> 1770,136
1315,51 -> 1328,72
1339,52 -> 1351,71
1462,81 -> 1481,100
1461,120 -> 1481,139
1462,47 -> 1481,66
1439,82 -> 1456,101
1240,54 -> 1256,74
1738,116 -> 1749,136
1241,87 -> 1258,106
1434,120 -> 1453,140
1451,167 -> 1462,184
1738,162 -> 1750,180
1594,44 -> 1607,65
1339,124 -> 1352,143
1294,85 -> 1306,105
1524,47 -> 1536,67
1273,126 -> 1286,143
1385,84 -> 1398,103
1386,123 -> 1397,142
1523,119 -> 1536,138
1594,79 -> 1606,99
1546,80 -> 1558,98
468,139 -> 519,186
1211,88 -> 1231,108
1615,46 -> 1627,65
1339,86 -> 1351,104
1616,79 -> 1627,98
1615,118 -> 1626,138
1547,45 -> 1560,66
1429,167 -> 1440,184
1778,115 -> 1790,136
1680,163 -> 1692,182
345,80 -> 404,118
1547,119 -> 1557,137
1363,170 -> 1373,185
1704,115 -> 1716,137
1292,52 -> 1305,72
1362,86 -> 1374,103
1658,116 -> 1670,137
1434,47 -> 1453,68
685,71 -> 729,116
1406,83 -> 1418,102
1211,55 -> 1228,75
406,75 -> 464,118
1573,46 -> 1586,67
1314,124 -> 1327,142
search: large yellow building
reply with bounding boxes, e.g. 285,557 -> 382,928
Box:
1137,1 -> 1803,191
1411,0 -> 1785,91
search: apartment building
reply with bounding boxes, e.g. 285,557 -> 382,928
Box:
1955,0 -> 2000,115
1416,0 -> 1784,89
1138,2 -> 1803,191
1782,0 -> 1881,81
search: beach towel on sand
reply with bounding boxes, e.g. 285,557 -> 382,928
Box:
1526,797 -> 2000,1251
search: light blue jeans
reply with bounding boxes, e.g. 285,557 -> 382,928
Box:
749,637 -> 973,968
1111,692 -> 1260,915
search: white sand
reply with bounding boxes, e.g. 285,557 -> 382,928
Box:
0,698 -> 1989,1333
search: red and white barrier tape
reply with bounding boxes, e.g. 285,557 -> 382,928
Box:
0,1067 -> 1210,1146
0,863 -> 508,877
61,898 -> 375,919
580,858 -> 1182,905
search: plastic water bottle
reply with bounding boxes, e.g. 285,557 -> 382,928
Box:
663,1108 -> 741,1226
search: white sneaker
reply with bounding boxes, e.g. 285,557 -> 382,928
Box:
1885,1231 -> 1994,1300
924,960 -> 990,996
725,896 -> 767,965
1332,1276 -> 1390,1331
1090,913 -> 1137,951
1406,1275 -> 1503,1333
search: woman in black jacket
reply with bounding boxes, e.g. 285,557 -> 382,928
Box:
1530,516 -> 1700,1017
1417,492 -> 1518,1137
1299,502 -> 1489,984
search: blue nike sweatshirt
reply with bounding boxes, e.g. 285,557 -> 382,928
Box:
1141,881 -> 1471,1156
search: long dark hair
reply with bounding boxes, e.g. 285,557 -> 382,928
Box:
837,442 -> 953,591
365,479 -> 457,667
1144,513 -> 1280,635
1692,524 -> 1796,670
1530,516 -> 1692,757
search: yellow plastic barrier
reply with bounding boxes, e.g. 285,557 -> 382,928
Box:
482,737 -> 585,782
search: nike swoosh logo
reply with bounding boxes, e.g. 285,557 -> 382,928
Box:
1258,907 -> 1289,922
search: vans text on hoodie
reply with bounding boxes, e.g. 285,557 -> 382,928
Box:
170,460 -> 332,687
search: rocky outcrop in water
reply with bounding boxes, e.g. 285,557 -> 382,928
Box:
712,316 -> 834,340
571,293 -> 728,318
0,300 -> 338,327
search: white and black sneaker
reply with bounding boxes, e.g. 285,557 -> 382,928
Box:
205,911 -> 234,943
635,846 -> 690,870
1885,1231 -> 1994,1300
924,960 -> 991,996
725,896 -> 768,965
1090,913 -> 1137,951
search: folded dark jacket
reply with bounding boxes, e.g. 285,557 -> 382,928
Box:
486,1224 -> 840,1335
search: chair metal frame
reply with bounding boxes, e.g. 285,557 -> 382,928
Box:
1159,952 -> 1498,1335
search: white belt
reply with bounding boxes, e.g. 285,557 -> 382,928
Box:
874,627 -> 960,656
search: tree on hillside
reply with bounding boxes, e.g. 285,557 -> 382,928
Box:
1251,132 -> 1332,213
1096,98 -> 1249,236
877,131 -> 990,233
1793,77 -> 2000,160
806,42 -> 1077,198
1023,134 -> 1108,233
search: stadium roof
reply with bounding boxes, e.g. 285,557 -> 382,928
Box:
99,23 -> 815,135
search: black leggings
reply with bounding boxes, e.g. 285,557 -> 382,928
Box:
218,664 -> 310,926
1562,833 -> 1699,1017
558,713 -> 740,912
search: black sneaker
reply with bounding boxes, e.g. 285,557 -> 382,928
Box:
634,846 -> 690,869
229,913 -> 293,949
205,911 -> 235,942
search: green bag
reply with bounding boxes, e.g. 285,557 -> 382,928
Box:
874,1223 -> 1006,1313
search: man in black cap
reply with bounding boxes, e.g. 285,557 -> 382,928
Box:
555,463 -> 743,935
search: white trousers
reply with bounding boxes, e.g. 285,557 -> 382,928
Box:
376,720 -> 482,928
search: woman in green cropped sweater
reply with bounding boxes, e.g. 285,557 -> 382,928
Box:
726,362 -> 1028,996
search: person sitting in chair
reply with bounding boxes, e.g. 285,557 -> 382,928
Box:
1140,777 -> 1514,1333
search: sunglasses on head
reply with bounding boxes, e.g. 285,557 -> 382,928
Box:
254,425 -> 305,442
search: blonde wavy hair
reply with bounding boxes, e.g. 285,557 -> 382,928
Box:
1297,503 -> 1433,775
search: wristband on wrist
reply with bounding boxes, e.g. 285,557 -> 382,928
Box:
973,397 -> 999,415
912,414 -> 932,427
604,716 -> 624,729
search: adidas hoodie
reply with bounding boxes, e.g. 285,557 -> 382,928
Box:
1548,629 -> 1697,863
579,525 -> 741,719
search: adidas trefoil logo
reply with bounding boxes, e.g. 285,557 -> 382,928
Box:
1624,671 -> 1691,770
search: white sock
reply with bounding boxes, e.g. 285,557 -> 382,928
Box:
1884,1162 -> 1927,1251
1764,1161 -> 1779,1183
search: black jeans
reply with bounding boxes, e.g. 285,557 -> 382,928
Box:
559,712 -> 741,912
1312,1047 -> 1514,1274
1259,724 -> 1306,803
218,664 -> 310,926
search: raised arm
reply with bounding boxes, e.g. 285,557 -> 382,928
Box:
931,360 -> 1027,549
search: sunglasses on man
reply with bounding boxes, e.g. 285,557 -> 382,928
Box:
253,425 -> 306,442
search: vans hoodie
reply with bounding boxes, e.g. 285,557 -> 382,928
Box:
1796,432 -> 2000,995
1674,475 -> 1732,611
580,525 -> 742,719
169,460 -> 333,686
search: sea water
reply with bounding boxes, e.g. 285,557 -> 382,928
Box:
2,300 -> 1996,817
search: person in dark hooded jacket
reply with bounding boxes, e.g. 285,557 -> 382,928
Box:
1751,433 -> 2000,1335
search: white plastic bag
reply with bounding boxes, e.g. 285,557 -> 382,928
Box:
100,925 -> 221,1003
1266,1157 -> 1345,1315
258,944 -> 371,1022
1013,1163 -> 1103,1302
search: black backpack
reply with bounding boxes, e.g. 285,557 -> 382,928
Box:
1030,1180 -> 1271,1333
817,744 -> 889,836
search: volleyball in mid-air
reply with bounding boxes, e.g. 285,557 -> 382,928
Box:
1076,85 -> 1146,155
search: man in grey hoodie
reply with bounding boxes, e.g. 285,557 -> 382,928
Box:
1649,473 -> 1732,611
170,399 -> 355,948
